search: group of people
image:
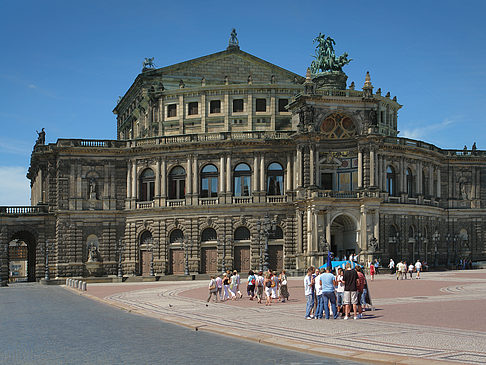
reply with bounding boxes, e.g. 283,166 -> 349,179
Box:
304,263 -> 370,320
390,259 -> 423,279
207,269 -> 290,305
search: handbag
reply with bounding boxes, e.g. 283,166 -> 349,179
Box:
209,284 -> 216,290
281,279 -> 287,286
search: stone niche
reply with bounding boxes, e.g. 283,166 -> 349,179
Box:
85,234 -> 103,276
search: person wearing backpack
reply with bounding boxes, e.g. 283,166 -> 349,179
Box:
247,270 -> 256,300
264,272 -> 273,306
207,276 -> 218,303
255,270 -> 264,304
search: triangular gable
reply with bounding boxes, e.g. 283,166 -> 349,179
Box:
152,48 -> 304,84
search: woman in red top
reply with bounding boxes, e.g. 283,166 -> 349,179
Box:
369,263 -> 375,281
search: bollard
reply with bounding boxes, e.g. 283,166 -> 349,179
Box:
82,282 -> 87,291
75,280 -> 79,289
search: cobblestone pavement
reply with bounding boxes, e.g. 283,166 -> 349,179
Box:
0,283 -> 362,365
82,269 -> 486,364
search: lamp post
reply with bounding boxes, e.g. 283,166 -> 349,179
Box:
432,231 -> 439,267
218,237 -> 226,274
257,214 -> 276,272
116,239 -> 125,278
43,240 -> 52,281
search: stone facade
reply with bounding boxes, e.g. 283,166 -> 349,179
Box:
1,41 -> 486,284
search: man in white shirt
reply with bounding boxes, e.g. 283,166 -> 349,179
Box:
335,267 -> 345,316
389,259 -> 395,274
304,267 -> 314,319
314,269 -> 324,319
415,260 -> 422,279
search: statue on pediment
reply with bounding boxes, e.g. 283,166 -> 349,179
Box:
142,57 -> 156,71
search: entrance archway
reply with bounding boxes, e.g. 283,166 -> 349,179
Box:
9,231 -> 37,282
330,215 -> 357,260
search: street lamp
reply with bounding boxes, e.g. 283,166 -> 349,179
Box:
42,240 -> 53,281
257,214 -> 276,272
432,231 -> 439,267
116,239 -> 125,278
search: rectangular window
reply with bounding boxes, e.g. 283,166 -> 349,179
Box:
210,100 -> 221,114
255,98 -> 266,112
233,99 -> 244,113
338,173 -> 351,191
188,102 -> 198,115
278,99 -> 288,112
167,104 -> 177,118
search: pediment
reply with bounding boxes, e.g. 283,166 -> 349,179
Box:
154,48 -> 303,84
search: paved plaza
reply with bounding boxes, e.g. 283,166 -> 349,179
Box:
0,283 -> 361,365
79,269 -> 486,364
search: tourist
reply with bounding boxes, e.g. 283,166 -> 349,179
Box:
369,263 -> 375,281
320,267 -> 339,319
255,270 -> 264,303
264,272 -> 273,306
207,275 -> 218,302
343,262 -> 359,320
222,273 -> 235,300
231,270 -> 243,298
279,270 -> 289,302
399,261 -> 407,280
311,267 -> 318,317
304,267 -> 314,319
415,260 -> 422,279
271,271 -> 279,301
374,259 -> 380,274
389,258 -> 395,274
215,274 -> 223,300
356,266 -> 366,318
408,263 -> 414,279
314,269 -> 324,319
247,270 -> 256,300
335,268 -> 345,317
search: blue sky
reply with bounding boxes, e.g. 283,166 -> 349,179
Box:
1,0 -> 485,205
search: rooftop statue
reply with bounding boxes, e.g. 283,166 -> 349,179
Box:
142,57 -> 156,70
310,33 -> 352,74
229,28 -> 239,47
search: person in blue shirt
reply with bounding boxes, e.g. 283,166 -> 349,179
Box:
319,267 -> 339,319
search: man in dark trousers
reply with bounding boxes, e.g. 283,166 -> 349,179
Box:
343,262 -> 359,320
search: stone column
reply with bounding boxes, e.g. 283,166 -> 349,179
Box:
315,149 -> 320,188
224,92 -> 229,131
360,205 -> 367,251
260,154 -> 265,193
429,166 -> 434,197
310,145 -> 315,186
193,156 -> 198,198
417,161 -> 422,194
155,159 -> 161,201
370,149 -> 375,187
358,149 -> 363,188
326,211 -> 331,247
161,159 -> 167,204
226,154 -> 231,196
247,93 -> 253,130
201,93 -> 206,133
297,147 -> 302,188
436,167 -> 441,198
296,210 -> 303,254
374,210 -> 379,242
253,155 -> 259,192
270,93 -> 276,131
307,208 -> 313,253
187,156 -> 192,195
220,155 -> 225,193
286,154 -> 292,192
399,158 -> 404,194
382,156 -> 387,191
131,161 -> 137,200
126,160 -> 132,199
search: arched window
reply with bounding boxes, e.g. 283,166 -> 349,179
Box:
200,164 -> 218,198
269,226 -> 283,239
169,229 -> 184,243
233,163 -> 251,197
386,166 -> 396,196
201,228 -> 217,242
406,168 -> 414,197
140,231 -> 153,245
267,162 -> 284,195
169,166 -> 186,200
234,227 -> 250,241
139,168 -> 155,201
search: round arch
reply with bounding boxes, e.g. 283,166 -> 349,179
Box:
329,213 -> 358,260
9,230 -> 37,282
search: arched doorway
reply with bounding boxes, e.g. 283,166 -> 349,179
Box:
139,231 -> 153,276
9,231 -> 37,282
330,215 -> 357,260
268,226 -> 284,271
